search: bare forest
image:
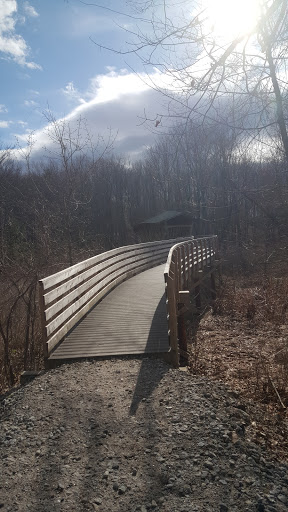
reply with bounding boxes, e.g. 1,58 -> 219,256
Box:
1,116 -> 288,395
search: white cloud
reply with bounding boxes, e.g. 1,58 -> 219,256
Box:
85,68 -> 152,104
0,120 -> 11,128
24,99 -> 38,107
13,66 -> 193,166
0,0 -> 41,69
23,2 -> 39,18
12,127 -> 32,141
61,82 -> 86,104
17,120 -> 28,127
12,69 -> 170,161
0,104 -> 8,113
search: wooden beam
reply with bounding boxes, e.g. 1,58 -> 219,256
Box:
178,290 -> 191,306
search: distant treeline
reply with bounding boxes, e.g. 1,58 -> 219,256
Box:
1,119 -> 288,390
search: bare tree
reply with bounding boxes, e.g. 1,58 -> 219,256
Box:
87,0 -> 288,164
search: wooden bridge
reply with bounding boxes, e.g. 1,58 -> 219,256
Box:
39,236 -> 218,368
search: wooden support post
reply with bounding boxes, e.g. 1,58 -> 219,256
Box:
178,290 -> 190,306
187,243 -> 191,287
200,239 -> 204,270
165,276 -> 179,368
211,270 -> 217,301
38,281 -> 49,366
182,245 -> 187,288
203,238 -> 207,267
194,269 -> 203,311
177,315 -> 188,365
208,240 -> 211,264
195,284 -> 201,310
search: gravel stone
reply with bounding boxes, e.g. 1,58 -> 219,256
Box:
1,358 -> 288,512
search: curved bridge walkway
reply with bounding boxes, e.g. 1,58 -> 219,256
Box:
40,236 -> 218,367
49,264 -> 168,360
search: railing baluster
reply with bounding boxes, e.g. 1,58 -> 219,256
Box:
40,234 -> 217,366
164,235 -> 218,367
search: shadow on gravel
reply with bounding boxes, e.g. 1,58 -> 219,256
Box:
28,369 -> 108,512
129,357 -> 169,415
129,293 -> 170,415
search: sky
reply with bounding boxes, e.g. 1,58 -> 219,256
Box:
0,0 -> 170,162
0,0 -> 269,164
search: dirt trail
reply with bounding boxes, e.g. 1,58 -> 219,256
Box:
1,357 -> 288,512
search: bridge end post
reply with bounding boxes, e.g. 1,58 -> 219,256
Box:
38,280 -> 50,369
165,273 -> 179,368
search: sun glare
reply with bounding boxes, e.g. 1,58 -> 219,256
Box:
205,0 -> 261,40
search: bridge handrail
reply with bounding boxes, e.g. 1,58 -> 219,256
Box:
39,236 -> 193,358
164,236 -> 218,366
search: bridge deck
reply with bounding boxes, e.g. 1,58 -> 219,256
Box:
49,264 -> 169,360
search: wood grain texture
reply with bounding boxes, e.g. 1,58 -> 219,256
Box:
49,264 -> 169,360
41,236 -> 218,363
40,236 -> 193,357
164,236 -> 218,367
40,237 -> 191,290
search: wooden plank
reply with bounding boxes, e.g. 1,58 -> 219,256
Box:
46,257 -> 166,352
50,347 -> 170,359
38,280 -> 48,359
45,247 -> 169,321
43,237 -> 195,356
44,244 -> 171,307
43,236 -> 217,360
41,236 -> 192,291
46,252 -> 166,339
49,264 -> 169,359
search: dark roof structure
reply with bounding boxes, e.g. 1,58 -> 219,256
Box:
134,210 -> 194,241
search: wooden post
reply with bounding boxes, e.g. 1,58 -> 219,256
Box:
194,269 -> 202,311
187,242 -> 191,288
209,238 -> 214,265
166,276 -> 179,368
38,281 -> 49,366
182,244 -> 187,288
196,239 -> 201,272
211,270 -> 217,301
195,283 -> 201,311
200,239 -> 204,270
177,246 -> 182,295
204,238 -> 209,266
192,241 -> 196,279
177,314 -> 188,365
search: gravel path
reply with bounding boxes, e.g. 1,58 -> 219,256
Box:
1,358 -> 288,512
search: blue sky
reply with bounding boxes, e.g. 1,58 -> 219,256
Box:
1,1 -> 273,163
0,0 -> 170,161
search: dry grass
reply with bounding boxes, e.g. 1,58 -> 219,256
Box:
213,275 -> 288,324
210,275 -> 288,403
0,268 -> 43,394
187,261 -> 288,460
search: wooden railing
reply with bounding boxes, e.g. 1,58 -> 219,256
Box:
164,236 -> 218,367
39,237 -> 193,359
